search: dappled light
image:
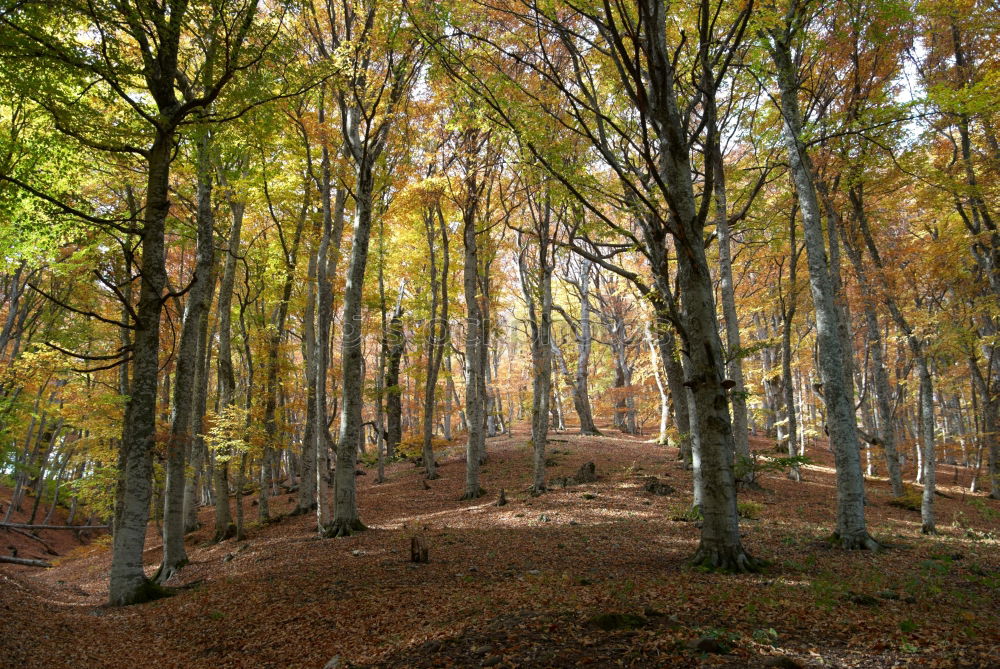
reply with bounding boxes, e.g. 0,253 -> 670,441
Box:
2,0 -> 999,666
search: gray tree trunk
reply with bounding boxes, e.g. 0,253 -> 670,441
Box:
645,323 -> 670,444
849,182 -> 936,522
519,203 -> 553,494
637,0 -> 750,567
462,167 -> 486,500
313,126 -> 341,533
969,361 -> 999,497
916,361 -> 936,532
561,259 -> 600,435
443,348 -> 454,441
159,128 -> 215,581
840,229 -> 904,496
384,302 -> 405,460
296,250 -> 318,515
421,207 -> 449,480
769,34 -> 876,550
672,236 -> 747,568
711,141 -> 750,469
101,0 -> 257,605
183,289 -> 215,531
108,133 -> 172,605
211,184 -> 245,543
260,185 -> 306,523
328,159 -> 374,537
777,221 -> 801,480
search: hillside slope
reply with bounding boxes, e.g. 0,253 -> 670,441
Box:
2,430 -> 999,668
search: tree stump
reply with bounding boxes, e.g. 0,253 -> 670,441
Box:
496,488 -> 507,506
575,461 -> 597,483
642,476 -> 675,496
410,535 -> 429,563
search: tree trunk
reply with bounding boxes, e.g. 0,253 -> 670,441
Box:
260,193 -> 305,523
327,160 -> 374,537
385,301 -> 405,461
296,250 -> 318,515
837,201 -> 904,496
443,348 -> 454,441
711,135 -> 750,470
313,131 -> 343,534
655,318 -> 691,462
780,304 -> 800,481
462,160 -> 486,500
211,180 -> 245,544
672,235 -> 751,570
183,291 -> 215,532
645,322 -> 670,444
916,356 -> 936,533
565,259 -> 601,435
519,203 -> 553,494
770,35 -> 876,550
421,206 -> 449,480
159,128 -> 215,581
109,132 -> 172,606
969,360 -> 999,497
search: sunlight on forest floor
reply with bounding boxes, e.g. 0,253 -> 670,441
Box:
4,429 -> 1000,668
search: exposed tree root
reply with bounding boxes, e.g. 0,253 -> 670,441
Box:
0,555 -> 52,568
154,558 -> 189,584
3,526 -> 57,554
830,531 -> 882,551
690,544 -> 762,573
460,487 -> 485,501
115,578 -> 176,606
212,523 -> 236,543
322,518 -> 367,538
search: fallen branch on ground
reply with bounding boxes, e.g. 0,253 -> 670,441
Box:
0,555 -> 53,567
0,522 -> 109,531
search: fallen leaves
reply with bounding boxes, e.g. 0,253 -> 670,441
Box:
2,429 -> 999,668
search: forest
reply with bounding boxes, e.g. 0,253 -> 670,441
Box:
0,0 -> 998,666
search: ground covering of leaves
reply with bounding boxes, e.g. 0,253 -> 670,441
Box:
3,429 -> 999,668
0,487 -> 102,561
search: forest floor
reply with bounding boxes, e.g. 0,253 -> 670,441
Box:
2,428 -> 1000,668
0,485 -> 104,560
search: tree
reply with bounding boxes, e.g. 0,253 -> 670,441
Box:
423,0 -> 759,570
553,254 -> 601,436
516,178 -> 556,494
0,0 -> 263,604
457,127 -> 494,500
307,0 -> 424,536
764,1 -> 878,549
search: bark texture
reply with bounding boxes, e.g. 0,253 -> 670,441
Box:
769,33 -> 876,550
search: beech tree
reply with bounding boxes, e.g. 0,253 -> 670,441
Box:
3,0 -> 1000,622
764,1 -> 879,550
421,0 -> 760,569
0,0 -> 264,604
307,0 -> 423,535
